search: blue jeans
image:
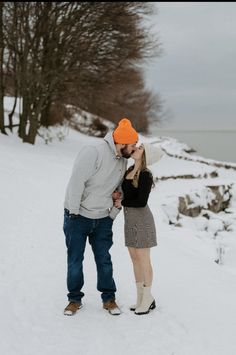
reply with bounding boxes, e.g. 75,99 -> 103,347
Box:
63,209 -> 116,303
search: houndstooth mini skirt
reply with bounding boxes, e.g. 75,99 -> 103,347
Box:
123,205 -> 157,248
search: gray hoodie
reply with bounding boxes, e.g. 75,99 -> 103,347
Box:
64,132 -> 127,219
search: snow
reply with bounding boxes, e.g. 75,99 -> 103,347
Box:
1,124 -> 236,355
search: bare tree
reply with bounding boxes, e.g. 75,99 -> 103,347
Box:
2,2 -> 162,143
78,67 -> 162,132
58,2 -> 162,131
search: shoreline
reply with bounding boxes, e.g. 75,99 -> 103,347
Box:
150,129 -> 236,133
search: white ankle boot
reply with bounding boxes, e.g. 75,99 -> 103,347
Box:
130,282 -> 143,311
134,286 -> 156,315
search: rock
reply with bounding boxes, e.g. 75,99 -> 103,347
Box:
156,170 -> 218,181
178,184 -> 233,217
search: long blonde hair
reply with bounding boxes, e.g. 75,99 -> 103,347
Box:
125,150 -> 155,188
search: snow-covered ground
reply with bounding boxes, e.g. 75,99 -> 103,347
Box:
1,125 -> 236,355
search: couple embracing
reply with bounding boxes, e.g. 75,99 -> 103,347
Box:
63,118 -> 164,316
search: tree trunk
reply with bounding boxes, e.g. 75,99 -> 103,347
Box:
0,2 -> 6,134
18,95 -> 29,140
40,101 -> 51,127
8,94 -> 18,131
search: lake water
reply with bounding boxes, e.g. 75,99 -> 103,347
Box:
150,129 -> 236,163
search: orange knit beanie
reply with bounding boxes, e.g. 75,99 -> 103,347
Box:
113,118 -> 138,144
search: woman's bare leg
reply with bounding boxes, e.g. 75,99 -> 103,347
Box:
128,247 -> 143,282
135,248 -> 153,286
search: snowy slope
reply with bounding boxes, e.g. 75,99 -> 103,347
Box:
1,129 -> 236,355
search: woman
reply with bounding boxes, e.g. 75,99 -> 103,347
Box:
115,143 -> 164,315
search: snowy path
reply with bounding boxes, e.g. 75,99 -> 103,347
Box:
1,131 -> 236,355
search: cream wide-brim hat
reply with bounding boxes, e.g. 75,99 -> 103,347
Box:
142,143 -> 164,166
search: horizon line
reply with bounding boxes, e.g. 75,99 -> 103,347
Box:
150,129 -> 236,132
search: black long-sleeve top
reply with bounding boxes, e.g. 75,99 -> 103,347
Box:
121,169 -> 153,208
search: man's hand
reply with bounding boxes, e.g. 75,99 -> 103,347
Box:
114,198 -> 122,209
112,190 -> 122,208
112,191 -> 121,201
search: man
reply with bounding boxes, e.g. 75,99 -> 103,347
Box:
63,118 -> 138,316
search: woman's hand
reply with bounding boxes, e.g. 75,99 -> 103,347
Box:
114,198 -> 122,208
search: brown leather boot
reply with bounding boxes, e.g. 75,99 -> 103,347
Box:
64,302 -> 82,316
103,300 -> 121,315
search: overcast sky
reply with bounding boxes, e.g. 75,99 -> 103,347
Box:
145,2 -> 236,130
